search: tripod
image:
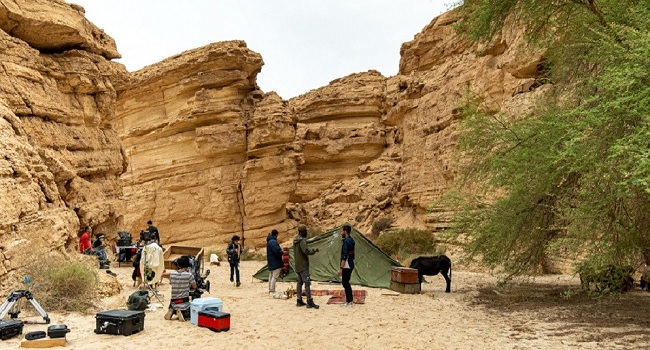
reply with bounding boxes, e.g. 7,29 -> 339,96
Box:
0,290 -> 50,324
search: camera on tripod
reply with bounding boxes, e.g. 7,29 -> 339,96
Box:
173,255 -> 210,299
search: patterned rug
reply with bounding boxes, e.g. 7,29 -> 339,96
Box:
326,295 -> 366,304
310,290 -> 367,304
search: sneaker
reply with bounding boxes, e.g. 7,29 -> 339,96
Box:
177,311 -> 185,322
236,282 -> 241,287
164,309 -> 173,320
341,302 -> 354,307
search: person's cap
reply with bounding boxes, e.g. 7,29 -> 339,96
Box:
298,224 -> 307,232
174,256 -> 191,268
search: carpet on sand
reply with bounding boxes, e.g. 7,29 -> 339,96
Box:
310,290 -> 366,304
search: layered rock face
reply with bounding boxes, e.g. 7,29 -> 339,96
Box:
112,42 -> 267,247
0,0 -> 126,289
114,8 -> 546,249
387,10 -> 547,229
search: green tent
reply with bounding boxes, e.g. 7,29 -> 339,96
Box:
253,224 -> 401,288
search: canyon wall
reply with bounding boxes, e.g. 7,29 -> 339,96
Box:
0,0 -> 548,278
0,0 -> 127,289
114,9 -> 547,249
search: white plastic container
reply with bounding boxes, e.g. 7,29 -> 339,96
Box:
190,297 -> 223,325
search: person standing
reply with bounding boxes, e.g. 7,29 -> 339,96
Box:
147,220 -> 160,244
339,224 -> 356,306
266,229 -> 283,297
227,235 -> 242,287
293,225 -> 319,309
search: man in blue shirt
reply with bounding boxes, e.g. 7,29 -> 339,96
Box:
339,224 -> 355,306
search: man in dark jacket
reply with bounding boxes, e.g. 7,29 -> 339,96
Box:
227,235 -> 242,287
266,229 -> 283,297
293,224 -> 319,309
147,220 -> 160,244
339,224 -> 356,306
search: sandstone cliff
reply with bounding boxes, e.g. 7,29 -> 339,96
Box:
113,9 -> 546,250
0,0 -> 126,290
0,1 -> 549,279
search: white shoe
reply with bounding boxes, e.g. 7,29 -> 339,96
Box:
340,302 -> 354,307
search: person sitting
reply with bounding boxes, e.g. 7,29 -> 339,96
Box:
79,226 -> 92,254
79,226 -> 108,268
93,233 -> 108,262
162,256 -> 196,322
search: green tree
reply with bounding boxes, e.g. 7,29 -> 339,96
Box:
447,1 -> 650,279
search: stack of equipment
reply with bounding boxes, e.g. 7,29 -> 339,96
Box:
389,267 -> 421,294
95,310 -> 145,336
190,297 -> 223,325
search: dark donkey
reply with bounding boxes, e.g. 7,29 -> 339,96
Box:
409,255 -> 452,293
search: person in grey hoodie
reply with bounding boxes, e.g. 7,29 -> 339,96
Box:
293,224 -> 320,309
266,229 -> 283,297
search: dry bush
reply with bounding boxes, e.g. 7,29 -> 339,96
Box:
240,247 -> 266,261
371,217 -> 393,237
25,255 -> 99,312
376,228 -> 440,262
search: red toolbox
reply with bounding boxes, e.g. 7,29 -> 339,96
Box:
390,267 -> 419,284
197,310 -> 230,332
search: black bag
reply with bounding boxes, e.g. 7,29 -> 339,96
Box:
47,325 -> 70,339
127,290 -> 150,311
25,331 -> 46,340
226,242 -> 235,262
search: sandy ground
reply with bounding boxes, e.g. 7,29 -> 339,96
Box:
4,260 -> 650,350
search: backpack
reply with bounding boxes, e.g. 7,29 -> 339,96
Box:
226,242 -> 234,262
127,290 -> 150,311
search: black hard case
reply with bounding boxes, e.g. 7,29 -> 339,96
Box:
94,309 -> 145,336
47,324 -> 70,338
0,319 -> 24,340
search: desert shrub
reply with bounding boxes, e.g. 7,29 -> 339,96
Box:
371,217 -> 393,237
240,247 -> 266,261
576,262 -> 634,296
27,257 -> 99,312
375,228 -> 438,259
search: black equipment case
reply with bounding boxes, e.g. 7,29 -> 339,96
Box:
47,324 -> 70,338
0,319 -> 24,340
95,309 -> 145,336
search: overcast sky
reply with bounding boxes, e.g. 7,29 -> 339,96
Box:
71,1 -> 452,99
